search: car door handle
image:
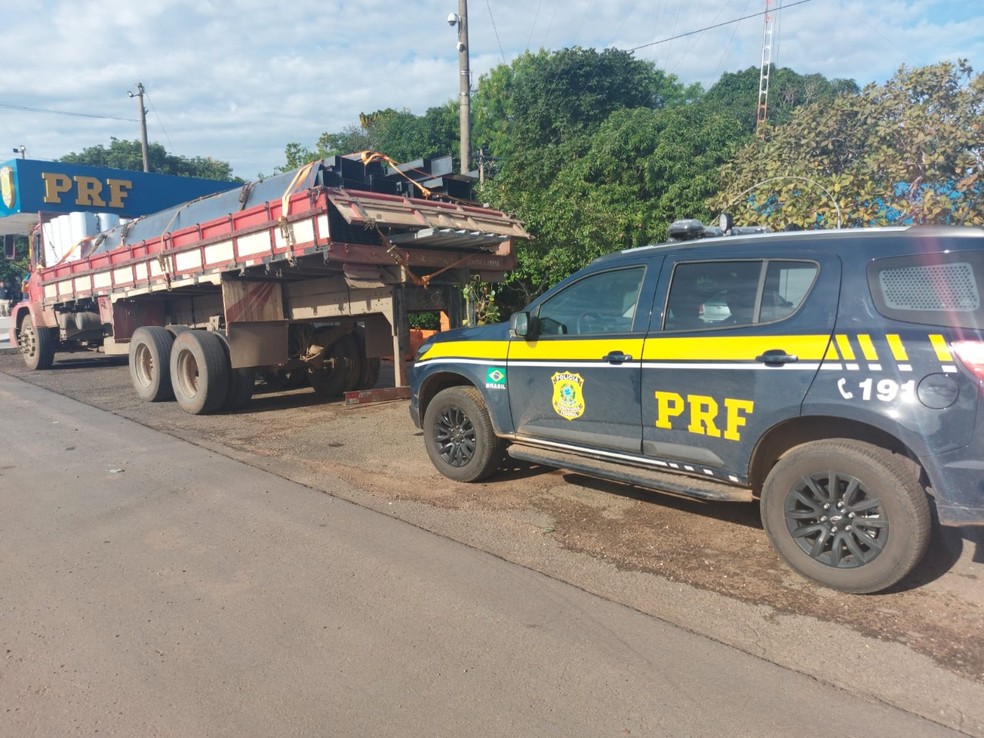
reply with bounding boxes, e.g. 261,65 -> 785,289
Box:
756,350 -> 798,366
603,351 -> 633,364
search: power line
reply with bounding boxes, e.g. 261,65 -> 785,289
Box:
485,0 -> 506,63
0,102 -> 137,123
628,0 -> 814,52
143,90 -> 175,152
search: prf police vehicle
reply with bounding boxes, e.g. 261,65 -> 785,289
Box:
410,222 -> 984,593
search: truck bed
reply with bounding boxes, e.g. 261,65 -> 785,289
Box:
36,160 -> 526,305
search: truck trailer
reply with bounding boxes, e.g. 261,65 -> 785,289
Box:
7,154 -> 527,414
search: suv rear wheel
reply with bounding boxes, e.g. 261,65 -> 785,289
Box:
761,440 -> 930,594
423,386 -> 505,482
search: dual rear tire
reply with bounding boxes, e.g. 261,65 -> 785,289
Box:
169,330 -> 230,415
129,328 -> 253,415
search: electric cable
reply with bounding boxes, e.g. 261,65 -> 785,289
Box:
628,0 -> 814,51
0,102 -> 136,123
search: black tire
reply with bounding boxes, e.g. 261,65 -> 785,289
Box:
20,315 -> 55,370
169,330 -> 230,415
223,367 -> 255,411
309,334 -> 359,398
340,334 -> 362,393
760,439 -> 930,594
354,331 -> 381,389
359,357 -> 381,390
212,333 -> 255,412
423,386 -> 505,482
129,326 -> 175,402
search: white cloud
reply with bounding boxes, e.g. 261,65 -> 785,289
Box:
1,0 -> 980,178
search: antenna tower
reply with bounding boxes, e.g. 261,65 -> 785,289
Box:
756,0 -> 776,138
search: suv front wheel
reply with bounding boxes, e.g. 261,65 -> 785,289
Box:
423,386 -> 505,483
761,439 -> 931,594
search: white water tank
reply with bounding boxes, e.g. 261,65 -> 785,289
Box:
42,212 -> 107,266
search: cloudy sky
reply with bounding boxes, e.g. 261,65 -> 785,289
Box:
3,0 -> 981,179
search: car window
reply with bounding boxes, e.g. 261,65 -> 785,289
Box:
664,259 -> 817,330
867,250 -> 984,329
760,261 -> 818,322
536,266 -> 646,336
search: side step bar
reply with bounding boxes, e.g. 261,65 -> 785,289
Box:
506,445 -> 753,503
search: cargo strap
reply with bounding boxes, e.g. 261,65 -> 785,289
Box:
50,235 -> 93,268
359,151 -> 434,199
278,161 -> 316,266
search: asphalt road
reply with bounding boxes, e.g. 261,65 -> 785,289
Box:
0,367 -> 973,737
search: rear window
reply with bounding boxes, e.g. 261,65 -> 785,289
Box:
663,259 -> 817,330
868,251 -> 984,329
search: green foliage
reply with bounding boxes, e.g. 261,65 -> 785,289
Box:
716,61 -> 984,229
0,236 -> 30,287
703,66 -> 858,134
474,48 -> 745,306
486,104 -> 746,304
60,138 -> 240,182
462,276 -> 501,325
409,311 -> 441,329
473,47 -> 697,162
281,104 -> 460,172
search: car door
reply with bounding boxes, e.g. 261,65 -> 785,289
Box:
507,263 -> 655,453
641,252 -> 841,479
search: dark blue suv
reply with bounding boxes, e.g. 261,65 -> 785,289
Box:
410,225 -> 984,593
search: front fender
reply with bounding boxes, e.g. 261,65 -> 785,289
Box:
411,362 -> 515,436
9,301 -> 58,348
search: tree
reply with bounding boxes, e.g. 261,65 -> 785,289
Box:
473,47 -> 698,162
0,236 -> 29,288
491,104 -> 746,303
716,61 -> 984,229
473,48 -> 720,305
61,138 -> 239,181
703,66 -> 858,134
281,104 -> 460,171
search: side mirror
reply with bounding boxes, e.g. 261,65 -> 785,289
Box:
509,311 -> 530,338
2,234 -> 15,260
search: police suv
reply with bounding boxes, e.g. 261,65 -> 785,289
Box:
409,222 -> 984,593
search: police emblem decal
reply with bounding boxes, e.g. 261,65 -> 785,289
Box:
551,371 -> 585,420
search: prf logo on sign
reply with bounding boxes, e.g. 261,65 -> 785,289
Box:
0,166 -> 14,209
41,171 -> 133,209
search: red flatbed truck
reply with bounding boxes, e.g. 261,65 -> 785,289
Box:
8,154 -> 527,413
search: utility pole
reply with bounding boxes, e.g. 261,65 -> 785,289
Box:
448,1 -> 471,174
129,82 -> 150,172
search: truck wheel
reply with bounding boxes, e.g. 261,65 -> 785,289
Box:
211,333 -> 254,412
223,367 -> 255,411
20,315 -> 55,370
760,439 -> 930,594
309,334 -> 359,398
359,358 -> 381,390
169,330 -> 230,415
129,327 -> 175,402
354,331 -> 381,389
423,386 -> 505,482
